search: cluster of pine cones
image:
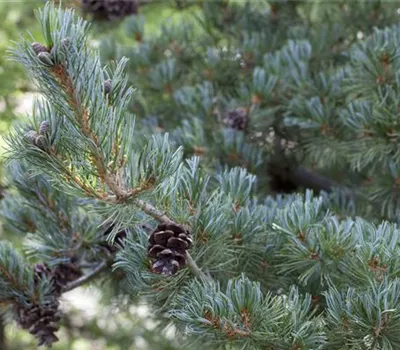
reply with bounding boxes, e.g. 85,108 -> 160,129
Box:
16,263 -> 82,347
16,223 -> 129,347
15,220 -> 191,346
81,0 -> 139,21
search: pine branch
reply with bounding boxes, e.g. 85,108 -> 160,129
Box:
135,199 -> 174,224
291,165 -> 337,193
50,64 -> 132,201
62,259 -> 109,293
0,242 -> 37,303
9,3 -> 231,290
8,1 -> 400,348
186,252 -> 211,282
36,51 -> 205,281
270,131 -> 338,193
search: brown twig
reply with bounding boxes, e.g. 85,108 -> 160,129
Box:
186,253 -> 211,282
135,199 -> 174,225
290,165 -> 337,193
62,259 -> 109,293
50,64 -> 146,203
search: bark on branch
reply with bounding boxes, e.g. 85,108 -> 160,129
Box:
62,259 -> 109,293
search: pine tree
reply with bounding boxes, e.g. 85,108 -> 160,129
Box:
96,0 -> 400,220
3,1 -> 400,349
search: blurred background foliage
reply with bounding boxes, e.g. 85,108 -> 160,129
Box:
0,2 -> 44,133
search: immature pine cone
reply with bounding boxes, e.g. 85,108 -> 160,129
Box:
148,223 -> 193,275
39,120 -> 50,135
31,42 -> 48,55
81,0 -> 139,21
104,79 -> 112,95
223,107 -> 248,131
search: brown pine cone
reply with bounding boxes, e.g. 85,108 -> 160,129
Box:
223,108 -> 248,131
16,265 -> 62,349
17,299 -> 61,347
148,223 -> 193,275
16,261 -> 82,347
104,79 -> 112,95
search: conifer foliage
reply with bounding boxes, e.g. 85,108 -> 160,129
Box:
3,1 -> 400,349
98,0 -> 400,218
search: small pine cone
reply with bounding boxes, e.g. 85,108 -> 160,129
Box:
81,0 -> 139,21
39,120 -> 50,135
25,130 -> 47,150
37,52 -> 54,67
31,42 -> 48,55
148,223 -> 193,275
24,130 -> 38,144
34,135 -> 46,149
104,79 -> 112,95
16,261 -> 82,347
16,298 -> 61,347
223,108 -> 248,131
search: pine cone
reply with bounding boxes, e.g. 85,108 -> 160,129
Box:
17,299 -> 61,347
31,42 -> 48,55
33,261 -> 82,295
37,52 -> 54,67
104,79 -> 112,95
24,130 -> 39,144
148,223 -> 193,275
17,263 -> 62,347
16,261 -> 82,347
39,120 -> 50,135
223,108 -> 248,131
81,0 -> 139,21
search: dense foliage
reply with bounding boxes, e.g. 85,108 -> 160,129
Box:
2,1 -> 400,349
99,0 -> 400,221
